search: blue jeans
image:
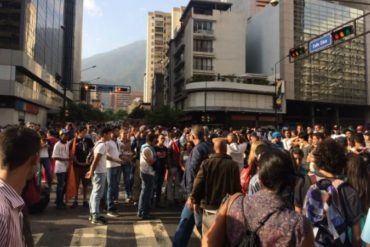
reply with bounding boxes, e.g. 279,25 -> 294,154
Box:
138,172 -> 154,218
121,164 -> 132,199
173,204 -> 203,247
40,158 -> 52,188
56,172 -> 67,206
89,173 -> 107,217
153,168 -> 166,203
107,167 -> 121,211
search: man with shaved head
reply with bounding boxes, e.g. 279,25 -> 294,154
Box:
190,138 -> 241,235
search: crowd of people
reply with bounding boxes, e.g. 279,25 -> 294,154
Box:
0,121 -> 370,246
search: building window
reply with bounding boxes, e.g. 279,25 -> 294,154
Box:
194,39 -> 213,52
194,20 -> 213,33
193,57 -> 213,71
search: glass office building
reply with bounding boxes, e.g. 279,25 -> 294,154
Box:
294,0 -> 366,105
0,0 -> 82,126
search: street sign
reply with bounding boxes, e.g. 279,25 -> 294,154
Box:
96,85 -> 114,92
309,34 -> 333,54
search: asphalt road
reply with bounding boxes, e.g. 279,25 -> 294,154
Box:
29,195 -> 201,247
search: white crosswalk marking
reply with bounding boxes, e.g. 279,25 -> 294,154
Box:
33,233 -> 43,246
32,219 -> 192,247
133,220 -> 158,247
150,220 -> 172,246
69,225 -> 107,247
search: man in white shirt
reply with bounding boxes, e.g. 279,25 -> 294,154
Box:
86,127 -> 112,225
52,129 -> 71,209
226,133 -> 247,170
137,133 -> 157,220
106,127 -> 122,217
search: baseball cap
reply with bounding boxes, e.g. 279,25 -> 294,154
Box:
272,132 -> 282,138
333,125 -> 340,130
59,128 -> 70,136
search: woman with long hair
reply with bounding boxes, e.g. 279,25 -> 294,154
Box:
203,148 -> 314,247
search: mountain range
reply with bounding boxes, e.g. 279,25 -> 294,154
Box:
81,40 -> 146,91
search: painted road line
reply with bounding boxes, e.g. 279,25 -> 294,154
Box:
33,233 -> 43,246
133,220 -> 158,247
70,225 -> 107,247
151,220 -> 172,247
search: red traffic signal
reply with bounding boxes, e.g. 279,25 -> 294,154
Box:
332,25 -> 353,41
115,86 -> 131,93
289,46 -> 306,58
83,84 -> 96,91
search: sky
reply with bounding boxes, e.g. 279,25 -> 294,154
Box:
82,0 -> 189,59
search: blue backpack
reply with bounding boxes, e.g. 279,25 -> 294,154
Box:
303,177 -> 349,247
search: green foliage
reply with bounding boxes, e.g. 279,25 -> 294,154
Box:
128,106 -> 147,119
63,103 -> 128,122
145,106 -> 184,127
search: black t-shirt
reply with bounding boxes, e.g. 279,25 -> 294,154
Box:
74,137 -> 94,163
294,174 -> 311,209
155,145 -> 168,170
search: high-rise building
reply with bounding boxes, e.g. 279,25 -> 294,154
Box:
246,0 -> 370,126
165,0 -> 277,127
144,11 -> 171,104
0,0 -> 83,126
110,91 -> 143,112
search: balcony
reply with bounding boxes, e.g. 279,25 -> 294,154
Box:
193,47 -> 213,53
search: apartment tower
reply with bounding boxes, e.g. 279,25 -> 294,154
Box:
144,11 -> 171,103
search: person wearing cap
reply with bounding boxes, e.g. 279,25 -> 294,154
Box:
52,129 -> 71,209
271,132 -> 283,149
331,125 -> 345,140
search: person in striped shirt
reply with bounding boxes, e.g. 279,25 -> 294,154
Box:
0,126 -> 41,247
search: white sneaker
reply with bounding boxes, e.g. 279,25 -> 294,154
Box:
107,211 -> 119,217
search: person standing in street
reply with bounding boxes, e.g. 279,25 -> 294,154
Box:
39,131 -> 52,189
131,125 -> 147,205
52,129 -> 71,209
191,138 -> 241,235
153,134 -> 168,207
86,127 -> 112,225
226,133 -> 247,171
106,126 -> 123,217
137,133 -> 157,220
0,127 -> 41,247
71,126 -> 94,208
173,125 -> 212,247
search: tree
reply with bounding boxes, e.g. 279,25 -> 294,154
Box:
128,106 -> 147,119
145,106 -> 184,127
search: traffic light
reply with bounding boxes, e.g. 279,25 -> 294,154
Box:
115,86 -> 131,93
84,85 -> 96,91
331,25 -> 354,41
289,46 -> 306,58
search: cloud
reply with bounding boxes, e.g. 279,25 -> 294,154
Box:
84,0 -> 103,16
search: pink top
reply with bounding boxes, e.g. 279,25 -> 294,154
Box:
0,179 -> 25,247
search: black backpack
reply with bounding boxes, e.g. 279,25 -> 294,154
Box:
234,200 -> 280,247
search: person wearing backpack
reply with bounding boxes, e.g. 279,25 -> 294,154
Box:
203,148 -> 314,247
303,139 -> 362,247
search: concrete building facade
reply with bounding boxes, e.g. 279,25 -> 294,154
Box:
144,11 -> 172,103
0,0 -> 83,126
165,0 -> 277,126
